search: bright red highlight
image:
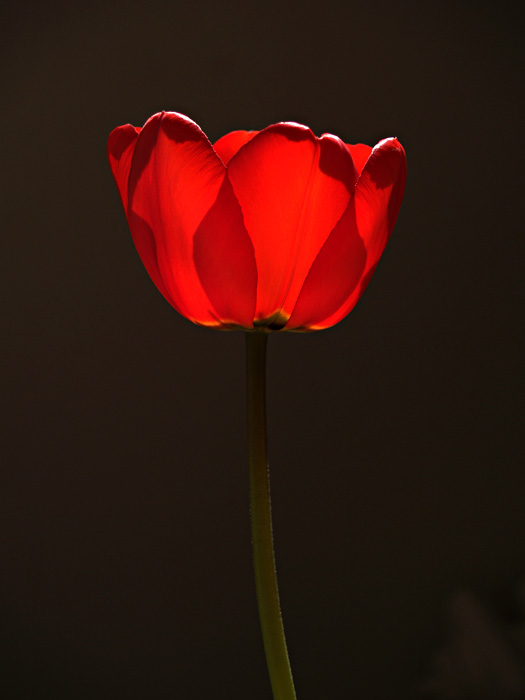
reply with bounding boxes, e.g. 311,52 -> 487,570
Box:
108,112 -> 406,331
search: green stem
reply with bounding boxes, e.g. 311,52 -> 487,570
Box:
245,331 -> 297,700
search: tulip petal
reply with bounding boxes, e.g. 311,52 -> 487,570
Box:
107,124 -> 141,211
214,130 -> 258,165
193,178 -> 257,328
127,111 -> 254,327
288,138 -> 406,330
124,210 -> 180,309
108,124 -> 175,307
285,199 -> 367,330
346,143 -> 373,176
227,123 -> 360,324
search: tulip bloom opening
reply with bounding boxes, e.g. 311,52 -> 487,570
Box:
108,111 -> 406,331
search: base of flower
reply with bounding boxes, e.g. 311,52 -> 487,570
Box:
253,311 -> 289,331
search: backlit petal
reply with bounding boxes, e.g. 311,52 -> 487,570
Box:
288,137 -> 406,330
127,111 -> 253,327
214,130 -> 258,165
227,123 -> 360,324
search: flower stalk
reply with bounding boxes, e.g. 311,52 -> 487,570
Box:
245,331 -> 297,700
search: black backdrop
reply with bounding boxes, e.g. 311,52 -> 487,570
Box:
2,1 -> 523,698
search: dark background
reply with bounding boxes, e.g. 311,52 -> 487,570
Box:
2,1 -> 523,698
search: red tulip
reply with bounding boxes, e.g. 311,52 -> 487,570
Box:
108,111 -> 406,331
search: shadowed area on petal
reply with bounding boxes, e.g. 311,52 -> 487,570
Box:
346,143 -> 372,175
193,178 -> 257,328
107,124 -> 141,212
126,112 -> 230,326
365,139 -> 407,233
356,262 -> 378,300
108,124 -> 141,160
213,130 -> 258,166
286,197 -> 367,330
316,135 -> 365,182
226,122 -> 360,322
126,209 -> 183,314
353,139 -> 406,258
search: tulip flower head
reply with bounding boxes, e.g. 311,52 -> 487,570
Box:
108,111 -> 406,331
